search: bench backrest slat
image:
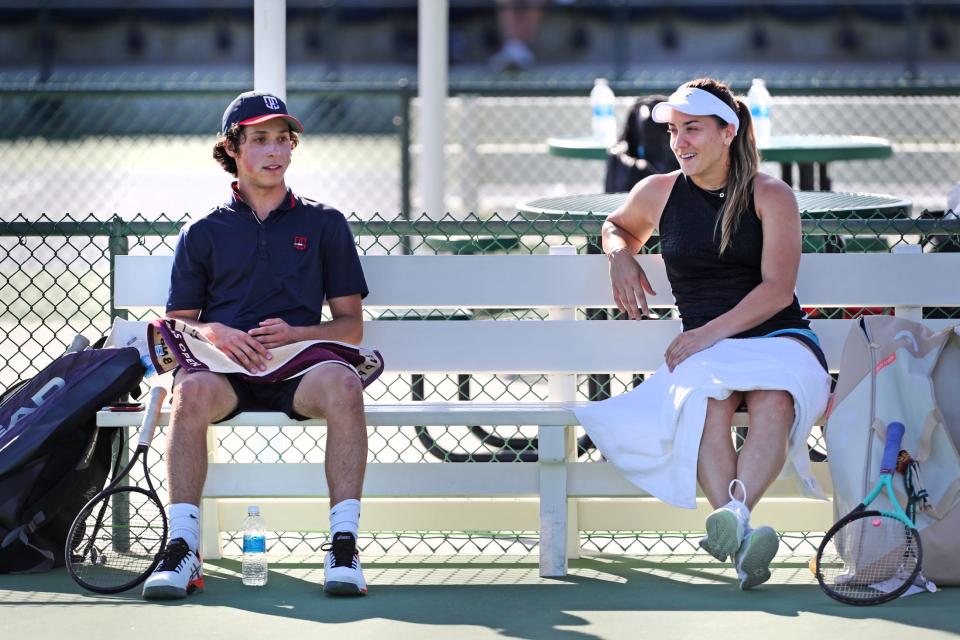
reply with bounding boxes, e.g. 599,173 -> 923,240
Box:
114,253 -> 960,310
112,253 -> 958,374
365,318 -> 956,372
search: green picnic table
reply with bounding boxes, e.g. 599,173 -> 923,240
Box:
518,190 -> 911,220
519,190 -> 912,254
546,134 -> 893,191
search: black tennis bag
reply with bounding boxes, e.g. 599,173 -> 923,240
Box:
604,94 -> 680,193
0,346 -> 144,573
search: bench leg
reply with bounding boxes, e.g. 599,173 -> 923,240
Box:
201,426 -> 222,560
200,499 -> 221,560
539,425 -> 574,577
542,281 -> 580,577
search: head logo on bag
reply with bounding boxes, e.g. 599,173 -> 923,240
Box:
0,377 -> 65,445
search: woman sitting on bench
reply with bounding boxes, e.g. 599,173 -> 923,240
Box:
575,77 -> 831,590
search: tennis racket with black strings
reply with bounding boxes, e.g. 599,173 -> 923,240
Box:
815,421 -> 922,605
65,386 -> 168,594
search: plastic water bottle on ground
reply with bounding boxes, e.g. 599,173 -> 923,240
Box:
241,505 -> 268,586
590,78 -> 618,147
747,78 -> 772,146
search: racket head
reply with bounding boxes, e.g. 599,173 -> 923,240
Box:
816,509 -> 922,605
65,486 -> 167,594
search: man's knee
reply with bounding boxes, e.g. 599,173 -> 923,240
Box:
297,366 -> 365,417
174,372 -> 234,423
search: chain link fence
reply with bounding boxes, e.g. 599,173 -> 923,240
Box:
3,211 -> 958,557
3,84 -> 960,220
2,75 -> 958,559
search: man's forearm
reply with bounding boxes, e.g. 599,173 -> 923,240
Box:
165,310 -> 207,331
292,316 -> 363,345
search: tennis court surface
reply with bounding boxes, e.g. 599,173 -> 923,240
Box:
3,553 -> 957,640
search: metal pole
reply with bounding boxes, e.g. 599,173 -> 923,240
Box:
323,1 -> 341,78
254,0 -> 287,99
418,0 -> 448,218
107,215 -> 131,552
904,0 -> 919,81
399,79 -> 413,255
38,0 -> 53,82
108,216 -> 130,324
612,1 -> 628,81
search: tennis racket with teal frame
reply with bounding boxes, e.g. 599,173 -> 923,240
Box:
815,421 -> 922,605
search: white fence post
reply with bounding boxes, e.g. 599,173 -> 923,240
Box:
893,244 -> 923,322
417,0 -> 447,218
253,0 -> 286,100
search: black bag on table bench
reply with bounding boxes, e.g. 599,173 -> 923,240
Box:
0,346 -> 144,573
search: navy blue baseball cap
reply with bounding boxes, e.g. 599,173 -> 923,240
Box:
221,91 -> 304,135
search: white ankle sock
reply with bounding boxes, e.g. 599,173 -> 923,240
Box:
329,499 -> 361,538
168,503 -> 201,551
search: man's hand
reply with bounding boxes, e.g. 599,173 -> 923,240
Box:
202,322 -> 272,373
664,327 -> 719,373
608,248 -> 657,320
248,318 -> 300,349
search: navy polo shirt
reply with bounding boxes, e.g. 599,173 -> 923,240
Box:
167,185 -> 368,332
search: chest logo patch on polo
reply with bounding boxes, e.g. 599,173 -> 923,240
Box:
293,236 -> 308,251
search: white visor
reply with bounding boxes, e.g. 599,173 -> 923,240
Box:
651,87 -> 740,134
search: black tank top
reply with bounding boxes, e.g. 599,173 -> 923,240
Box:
658,173 -> 810,337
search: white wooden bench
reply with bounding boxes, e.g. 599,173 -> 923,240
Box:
98,246 -> 959,576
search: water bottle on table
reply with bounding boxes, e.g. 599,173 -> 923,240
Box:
747,78 -> 772,146
241,505 -> 268,586
590,78 -> 618,147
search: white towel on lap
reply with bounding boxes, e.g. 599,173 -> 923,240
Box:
573,337 -> 832,509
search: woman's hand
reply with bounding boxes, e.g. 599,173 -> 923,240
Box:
249,318 -> 300,349
608,248 -> 657,320
202,322 -> 272,373
664,327 -> 720,372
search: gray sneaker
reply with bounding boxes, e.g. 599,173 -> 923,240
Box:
734,526 -> 779,590
699,507 -> 745,562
